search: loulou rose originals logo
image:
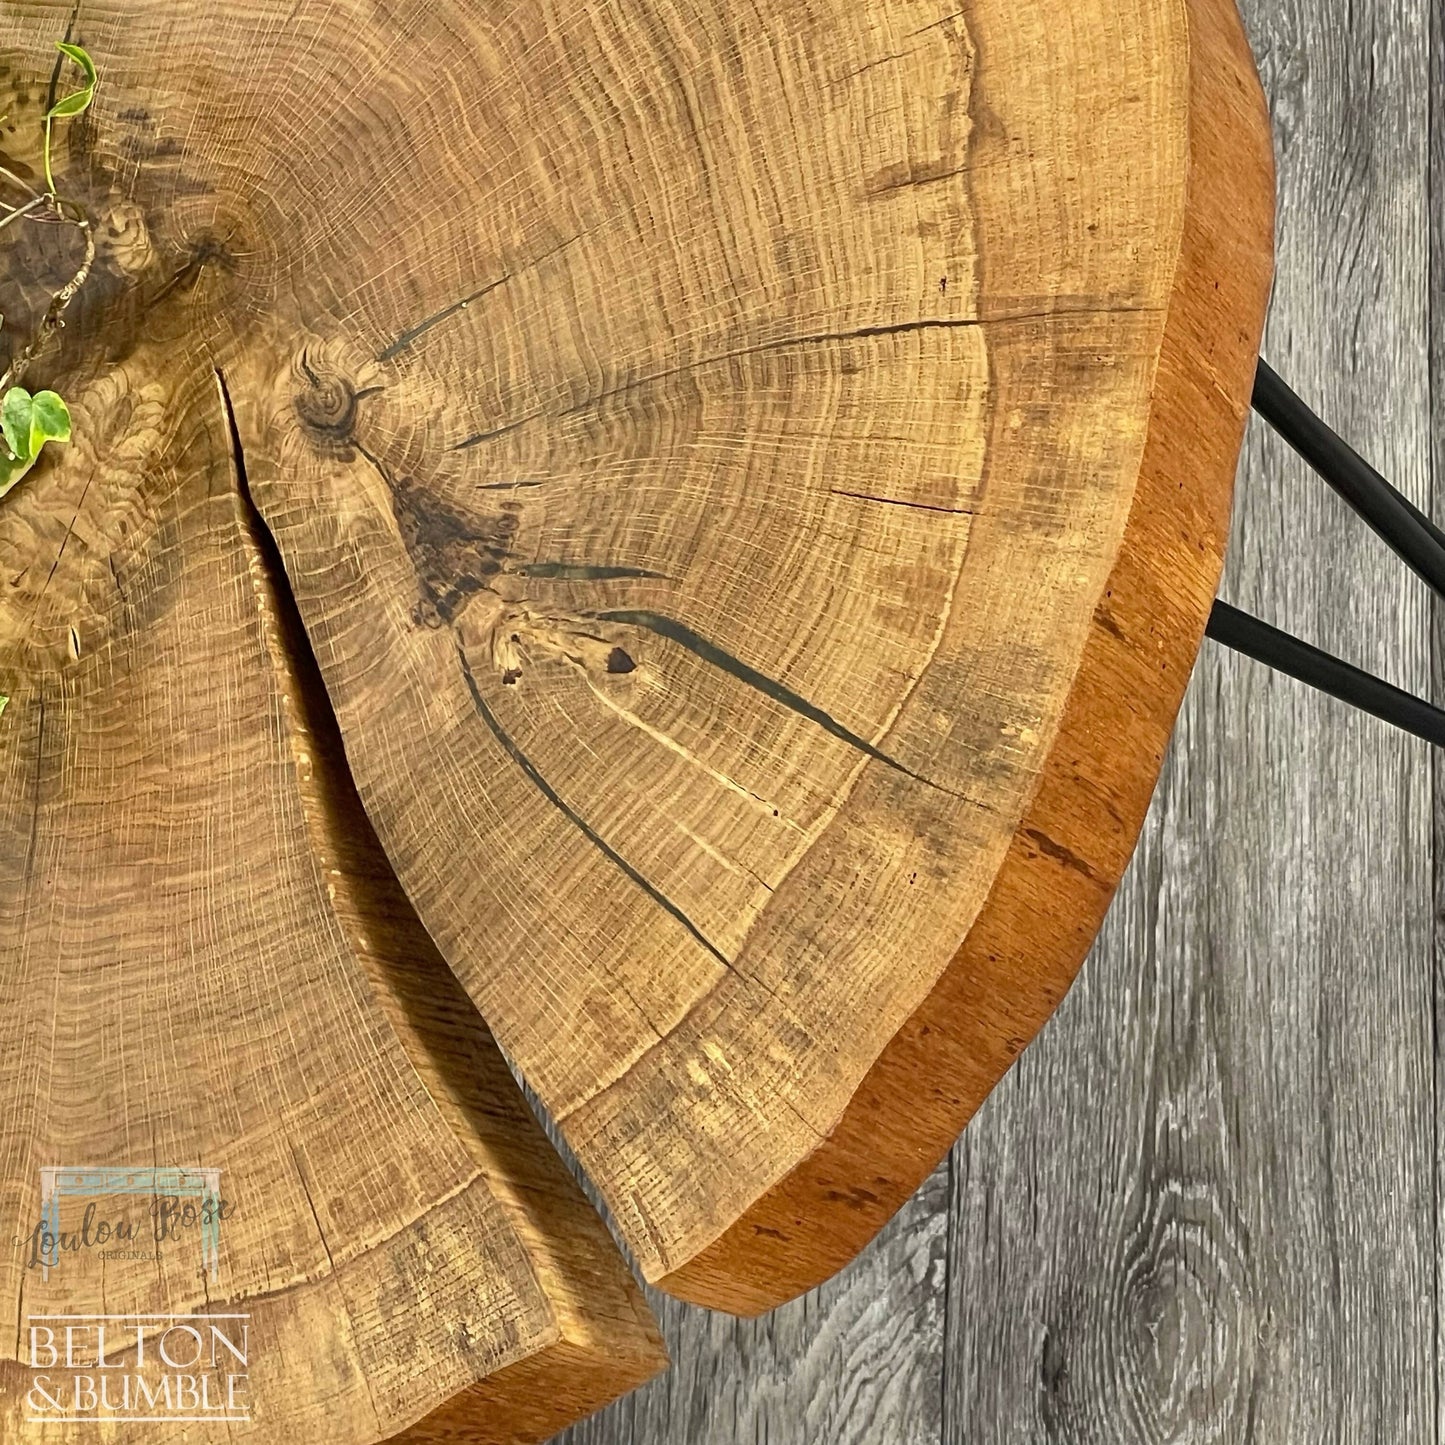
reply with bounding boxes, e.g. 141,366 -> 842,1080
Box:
23,1168 -> 236,1279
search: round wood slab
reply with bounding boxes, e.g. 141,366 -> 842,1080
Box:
0,0 -> 1273,1435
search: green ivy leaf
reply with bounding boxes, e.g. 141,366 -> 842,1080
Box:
0,389 -> 72,502
29,391 -> 71,454
47,42 -> 97,120
0,695 -> 8,721
0,451 -> 34,501
47,90 -> 92,119
54,42 -> 96,86
2,387 -> 34,463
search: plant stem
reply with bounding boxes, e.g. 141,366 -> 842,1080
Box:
42,116 -> 55,197
0,215 -> 94,394
0,195 -> 48,236
0,164 -> 41,201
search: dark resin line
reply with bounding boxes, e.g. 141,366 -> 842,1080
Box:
521,562 -> 668,581
557,305 -> 1149,422
454,639 -> 731,969
555,317 -> 990,422
450,302 -> 1148,450
594,609 -> 926,784
453,415 -> 537,450
378,274 -> 512,362
386,231 -> 586,367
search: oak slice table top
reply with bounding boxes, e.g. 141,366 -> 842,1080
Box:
0,0 -> 1274,1439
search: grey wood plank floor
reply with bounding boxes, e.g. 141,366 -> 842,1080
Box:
556,0 -> 1436,1438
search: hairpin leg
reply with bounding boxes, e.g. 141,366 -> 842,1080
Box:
1202,359 -> 1443,746
1206,600 -> 1445,748
1252,360 -> 1445,596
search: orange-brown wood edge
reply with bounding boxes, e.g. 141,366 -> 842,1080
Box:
658,0 -> 1276,1315
387,1341 -> 664,1445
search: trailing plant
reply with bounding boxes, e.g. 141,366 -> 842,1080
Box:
0,41 -> 99,501
0,41 -> 98,719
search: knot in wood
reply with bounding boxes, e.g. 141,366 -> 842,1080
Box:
294,350 -> 363,443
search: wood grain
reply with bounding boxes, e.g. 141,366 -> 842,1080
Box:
0,354 -> 664,1440
558,2 -> 1440,1439
657,0 -> 1274,1314
0,0 -> 1276,1432
222,0 -> 1269,1313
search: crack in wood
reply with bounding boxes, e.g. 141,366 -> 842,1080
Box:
22,692 -> 45,886
378,230 -> 588,367
448,303 -> 1154,452
377,273 -> 513,362
454,634 -> 732,972
216,362 -> 637,1228
829,488 -> 978,516
452,415 -> 534,451
555,316 -> 997,422
520,562 -> 669,582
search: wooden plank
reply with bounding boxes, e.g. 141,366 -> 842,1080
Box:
1432,0 -> 1445,1441
554,1159 -> 950,1445
943,0 -> 1435,1438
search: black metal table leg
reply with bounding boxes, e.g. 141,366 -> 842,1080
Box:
1252,360 -> 1445,596
1205,600 -> 1445,747
1205,358 -> 1442,744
